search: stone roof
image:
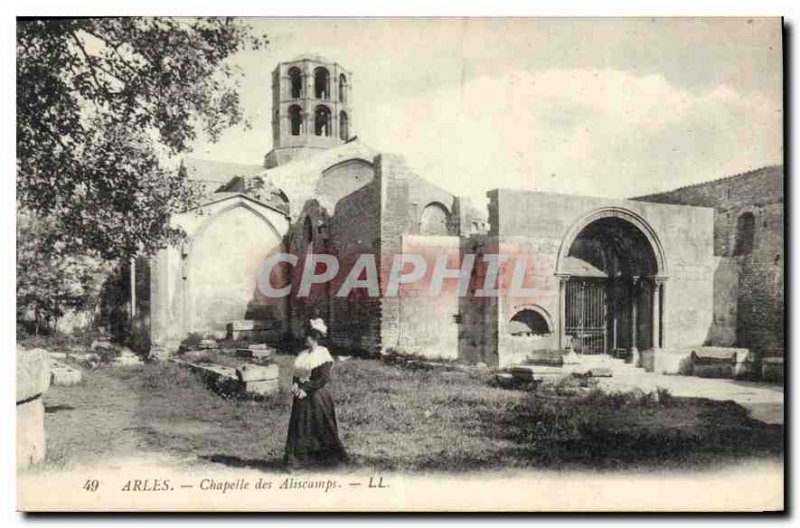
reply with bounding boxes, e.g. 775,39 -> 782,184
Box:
633,165 -> 783,203
182,157 -> 266,198
289,53 -> 334,64
180,140 -> 378,220
183,157 -> 264,183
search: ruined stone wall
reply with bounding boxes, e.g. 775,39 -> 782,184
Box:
375,154 -> 462,358
396,235 -> 461,360
634,166 -> 784,357
316,159 -> 374,210
328,180 -> 383,353
737,202 -> 784,357
707,256 -> 739,347
458,235 -> 499,365
287,200 -> 331,341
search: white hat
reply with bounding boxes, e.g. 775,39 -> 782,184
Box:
309,318 -> 328,336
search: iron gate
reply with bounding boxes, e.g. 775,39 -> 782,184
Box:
565,279 -> 608,354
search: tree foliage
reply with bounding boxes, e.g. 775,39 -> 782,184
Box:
17,17 -> 268,260
17,213 -> 112,335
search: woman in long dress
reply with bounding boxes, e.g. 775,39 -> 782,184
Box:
284,318 -> 348,469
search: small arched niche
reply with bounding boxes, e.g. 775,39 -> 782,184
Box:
420,202 -> 451,236
508,308 -> 553,337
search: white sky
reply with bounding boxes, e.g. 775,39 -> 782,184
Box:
191,17 -> 783,203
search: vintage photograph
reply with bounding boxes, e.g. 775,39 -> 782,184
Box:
16,17 -> 784,511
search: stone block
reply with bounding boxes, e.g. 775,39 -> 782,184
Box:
525,349 -> 564,366
692,346 -> 751,363
226,320 -> 277,340
148,346 -> 171,362
198,339 -> 219,350
509,364 -> 565,381
17,348 -> 50,403
111,352 -> 144,366
587,367 -> 613,378
48,351 -> 67,360
90,339 -> 116,352
183,350 -> 213,362
234,347 -> 275,363
690,347 -> 751,379
243,379 -> 280,396
71,352 -> 101,367
561,350 -> 581,365
17,397 -> 45,469
653,349 -> 693,375
50,362 -> 82,385
762,357 -> 784,383
236,363 -> 279,383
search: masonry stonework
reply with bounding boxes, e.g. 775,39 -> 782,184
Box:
635,166 -> 784,360
139,56 -> 780,376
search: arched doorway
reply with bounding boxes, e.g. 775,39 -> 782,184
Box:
555,209 -> 667,357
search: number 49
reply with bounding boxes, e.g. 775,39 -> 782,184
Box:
83,479 -> 100,492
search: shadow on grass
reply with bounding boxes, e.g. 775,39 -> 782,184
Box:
199,454 -> 289,473
480,390 -> 784,471
44,404 -> 75,413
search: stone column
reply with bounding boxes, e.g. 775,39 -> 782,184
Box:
609,278 -> 618,351
630,276 -> 639,365
658,277 -> 668,349
650,277 -> 664,349
557,274 -> 570,351
17,347 -> 50,469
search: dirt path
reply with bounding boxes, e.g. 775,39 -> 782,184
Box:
41,365 -> 231,472
43,366 -> 172,467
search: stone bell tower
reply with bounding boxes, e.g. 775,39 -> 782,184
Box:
264,55 -> 353,169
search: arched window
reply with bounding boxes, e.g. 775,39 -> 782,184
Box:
288,105 -> 303,136
339,111 -> 349,141
508,309 -> 552,336
288,67 -> 303,99
420,202 -> 450,236
733,212 -> 755,256
314,105 -> 332,137
339,74 -> 347,103
314,67 -> 330,99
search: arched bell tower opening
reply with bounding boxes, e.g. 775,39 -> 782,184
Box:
555,208 -> 668,360
264,55 -> 354,168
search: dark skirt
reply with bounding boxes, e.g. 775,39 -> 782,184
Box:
284,384 -> 348,468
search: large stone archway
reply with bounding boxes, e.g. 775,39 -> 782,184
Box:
184,203 -> 283,337
555,208 -> 668,359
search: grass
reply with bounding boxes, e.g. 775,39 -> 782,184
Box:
39,355 -> 783,473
